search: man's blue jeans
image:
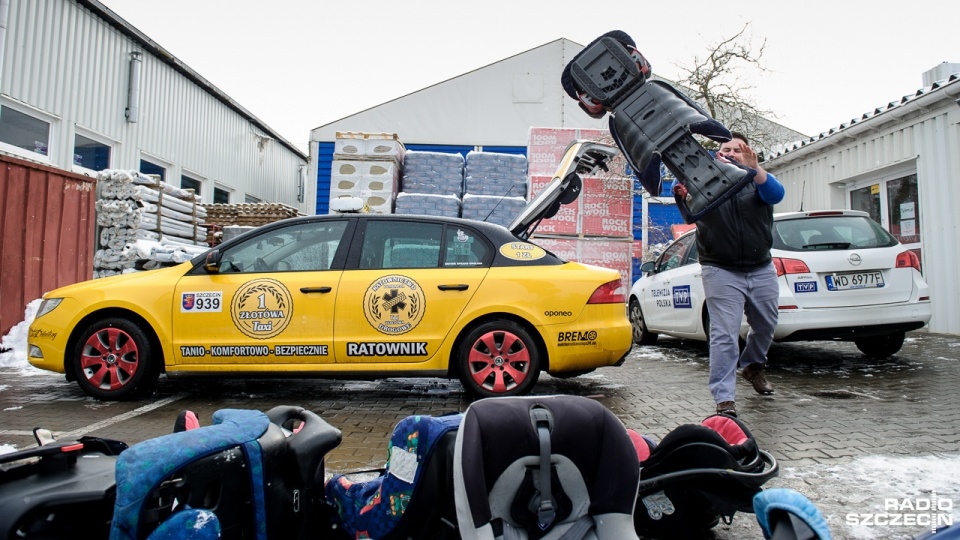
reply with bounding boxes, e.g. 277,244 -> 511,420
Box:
701,263 -> 779,403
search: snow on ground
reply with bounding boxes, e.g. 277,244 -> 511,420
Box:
0,298 -> 41,371
778,453 -> 960,539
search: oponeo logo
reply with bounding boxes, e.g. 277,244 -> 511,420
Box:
544,311 -> 573,317
846,494 -> 953,533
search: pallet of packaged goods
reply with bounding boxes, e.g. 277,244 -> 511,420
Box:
463,151 -> 528,198
333,131 -> 405,163
394,193 -> 460,218
460,194 -> 527,228
94,170 -> 208,277
202,203 -> 303,228
401,151 -> 464,197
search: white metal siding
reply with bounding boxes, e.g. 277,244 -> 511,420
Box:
2,0 -> 308,212
767,99 -> 960,335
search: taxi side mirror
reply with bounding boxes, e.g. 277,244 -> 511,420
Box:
204,250 -> 222,273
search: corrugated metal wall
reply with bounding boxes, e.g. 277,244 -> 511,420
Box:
2,0 -> 307,212
0,155 -> 96,337
767,104 -> 960,335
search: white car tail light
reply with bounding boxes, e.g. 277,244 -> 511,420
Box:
773,257 -> 811,277
896,250 -> 921,272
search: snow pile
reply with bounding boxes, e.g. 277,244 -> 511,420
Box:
95,170 -> 209,277
0,299 -> 41,369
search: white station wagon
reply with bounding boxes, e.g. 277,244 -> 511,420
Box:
628,210 -> 932,357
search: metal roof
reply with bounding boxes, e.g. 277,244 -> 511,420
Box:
75,0 -> 307,160
768,72 -> 960,161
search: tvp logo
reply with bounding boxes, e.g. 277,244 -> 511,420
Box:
795,281 -> 818,293
672,285 -> 692,309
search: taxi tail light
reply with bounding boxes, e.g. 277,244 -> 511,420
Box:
772,257 -> 811,277
896,250 -> 921,272
588,279 -> 626,304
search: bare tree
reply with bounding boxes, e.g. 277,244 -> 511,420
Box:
674,24 -> 792,156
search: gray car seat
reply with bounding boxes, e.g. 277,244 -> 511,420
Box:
453,395 -> 640,540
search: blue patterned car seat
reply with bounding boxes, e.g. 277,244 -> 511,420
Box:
111,406 -> 342,540
325,413 -> 463,540
454,395 -> 641,540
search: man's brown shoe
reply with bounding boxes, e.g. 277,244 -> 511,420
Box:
716,401 -> 737,417
742,363 -> 775,395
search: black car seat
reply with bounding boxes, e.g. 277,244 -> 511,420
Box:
633,414 -> 779,538
453,395 -> 640,540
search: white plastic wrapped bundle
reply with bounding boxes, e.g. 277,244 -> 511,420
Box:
122,239 -> 206,264
96,200 -> 143,228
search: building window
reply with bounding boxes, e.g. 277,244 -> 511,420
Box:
214,187 -> 231,204
181,175 -> 202,196
74,134 -> 111,171
140,159 -> 166,182
0,105 -> 50,157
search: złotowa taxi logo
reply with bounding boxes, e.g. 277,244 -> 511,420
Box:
231,279 -> 293,339
364,275 -> 426,335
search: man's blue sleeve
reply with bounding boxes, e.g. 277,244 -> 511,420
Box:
758,173 -> 785,205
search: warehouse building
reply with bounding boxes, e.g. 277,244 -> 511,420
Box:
0,0 -> 308,210
764,63 -> 960,335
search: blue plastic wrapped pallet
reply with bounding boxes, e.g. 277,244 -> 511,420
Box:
461,194 -> 527,228
463,151 -> 528,198
394,193 -> 461,218
401,151 -> 464,197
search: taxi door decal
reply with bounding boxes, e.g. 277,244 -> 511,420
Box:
363,274 -> 426,335
230,278 -> 293,339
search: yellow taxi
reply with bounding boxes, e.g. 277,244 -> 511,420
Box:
28,142 -> 633,400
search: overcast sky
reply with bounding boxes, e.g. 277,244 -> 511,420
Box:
101,0 -> 959,153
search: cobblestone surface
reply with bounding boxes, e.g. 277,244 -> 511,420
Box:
2,332 -> 958,539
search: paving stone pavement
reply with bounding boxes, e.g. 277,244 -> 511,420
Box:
1,331 -> 958,539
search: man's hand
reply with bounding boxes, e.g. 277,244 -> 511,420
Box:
717,140 -> 768,184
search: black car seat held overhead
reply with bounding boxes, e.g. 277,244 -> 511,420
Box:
453,395 -> 640,540
561,30 -> 757,224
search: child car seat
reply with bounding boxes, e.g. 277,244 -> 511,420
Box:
752,488 -> 832,540
454,395 -> 640,540
0,430 -> 124,539
633,414 -> 779,537
561,30 -> 756,224
325,413 -> 463,540
110,406 -> 341,540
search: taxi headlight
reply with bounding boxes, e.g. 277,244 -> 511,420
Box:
36,298 -> 63,318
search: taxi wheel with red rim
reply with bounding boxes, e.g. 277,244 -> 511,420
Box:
458,320 -> 540,398
72,318 -> 158,400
